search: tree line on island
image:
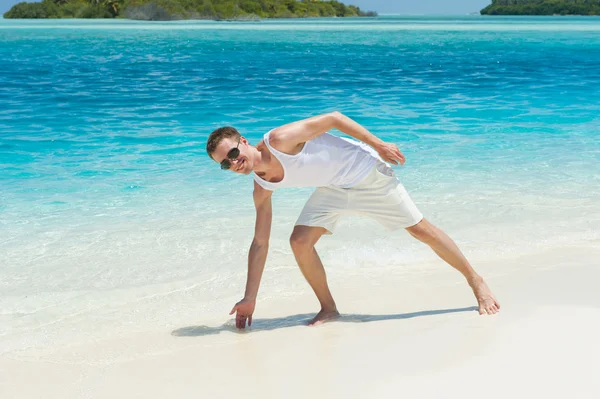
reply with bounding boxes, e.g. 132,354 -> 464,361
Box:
481,0 -> 600,15
4,0 -> 377,20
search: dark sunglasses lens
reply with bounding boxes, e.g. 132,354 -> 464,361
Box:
227,148 -> 240,160
220,160 -> 231,170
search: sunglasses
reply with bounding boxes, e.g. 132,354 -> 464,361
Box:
220,136 -> 241,170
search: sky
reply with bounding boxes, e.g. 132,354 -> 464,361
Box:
1,0 -> 492,18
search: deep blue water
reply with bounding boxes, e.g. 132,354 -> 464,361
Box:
2,19 -> 600,214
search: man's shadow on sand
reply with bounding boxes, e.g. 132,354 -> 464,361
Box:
172,306 -> 478,337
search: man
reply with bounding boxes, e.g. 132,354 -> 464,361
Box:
207,112 -> 500,329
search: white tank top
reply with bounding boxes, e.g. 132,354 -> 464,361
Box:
253,130 -> 382,191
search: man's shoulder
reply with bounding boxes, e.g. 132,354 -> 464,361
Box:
265,127 -> 281,143
253,180 -> 273,201
265,128 -> 298,154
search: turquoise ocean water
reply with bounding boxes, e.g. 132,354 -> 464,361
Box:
1,16 -> 599,354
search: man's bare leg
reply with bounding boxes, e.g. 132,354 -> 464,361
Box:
406,218 -> 501,315
290,225 -> 340,326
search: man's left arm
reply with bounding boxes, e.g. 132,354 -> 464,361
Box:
271,111 -> 406,165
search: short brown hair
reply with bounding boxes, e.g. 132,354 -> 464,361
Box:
206,126 -> 240,159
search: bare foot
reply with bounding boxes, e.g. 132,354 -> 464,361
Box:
470,277 -> 501,315
308,309 -> 341,326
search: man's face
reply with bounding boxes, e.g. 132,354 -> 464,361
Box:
212,136 -> 252,175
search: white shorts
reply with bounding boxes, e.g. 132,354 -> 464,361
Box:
296,162 -> 424,235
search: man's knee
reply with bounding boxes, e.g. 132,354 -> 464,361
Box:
289,226 -> 323,252
406,219 -> 438,244
290,231 -> 313,252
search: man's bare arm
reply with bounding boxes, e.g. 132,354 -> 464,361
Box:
229,181 -> 273,329
270,111 -> 405,165
244,181 -> 273,301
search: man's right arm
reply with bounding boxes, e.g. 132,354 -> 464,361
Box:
230,181 -> 272,328
243,181 -> 273,301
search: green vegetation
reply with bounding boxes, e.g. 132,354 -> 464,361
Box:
481,0 -> 600,15
4,0 -> 377,20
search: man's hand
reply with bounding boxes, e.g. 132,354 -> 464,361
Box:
230,298 -> 256,329
376,142 -> 406,166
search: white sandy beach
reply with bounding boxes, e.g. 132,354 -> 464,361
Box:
2,244 -> 599,399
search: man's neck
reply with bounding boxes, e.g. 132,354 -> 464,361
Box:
252,147 -> 272,176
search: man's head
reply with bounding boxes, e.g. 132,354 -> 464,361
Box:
206,126 -> 255,175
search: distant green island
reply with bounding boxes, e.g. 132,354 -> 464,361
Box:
4,0 -> 377,20
481,0 -> 600,15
